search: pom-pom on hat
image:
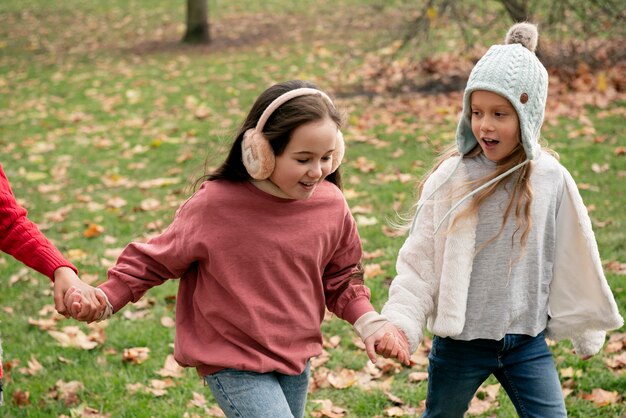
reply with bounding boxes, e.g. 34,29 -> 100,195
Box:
456,22 -> 548,160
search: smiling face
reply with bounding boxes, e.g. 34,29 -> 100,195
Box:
470,90 -> 521,162
253,117 -> 338,200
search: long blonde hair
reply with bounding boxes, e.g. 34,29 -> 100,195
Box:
410,141 -> 557,253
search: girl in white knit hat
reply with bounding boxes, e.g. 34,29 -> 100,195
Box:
363,22 -> 624,416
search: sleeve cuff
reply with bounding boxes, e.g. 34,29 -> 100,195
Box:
353,311 -> 388,340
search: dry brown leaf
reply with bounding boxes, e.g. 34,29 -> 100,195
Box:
323,335 -> 341,349
139,198 -> 161,211
126,382 -> 145,394
18,355 -> 43,376
604,261 -> 626,275
467,398 -> 494,416
187,391 -> 207,408
353,156 -> 376,173
355,215 -> 378,227
310,399 -> 347,418
69,404 -> 111,417
156,354 -> 185,378
105,196 -> 127,209
327,368 -> 358,389
311,350 -> 331,369
161,316 -> 175,328
581,388 -> 622,406
467,384 -> 500,416
83,223 -> 104,238
122,347 -> 150,364
48,326 -> 99,350
146,378 -> 174,397
605,352 -> 626,370
12,390 -> 30,406
385,406 -> 406,416
138,177 -> 180,189
384,390 -> 405,405
408,371 -> 429,383
28,317 -> 58,331
363,249 -> 385,259
47,379 -> 84,406
591,163 -> 610,173
364,263 -> 384,279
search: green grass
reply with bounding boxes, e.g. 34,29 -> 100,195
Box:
1,1 -> 624,417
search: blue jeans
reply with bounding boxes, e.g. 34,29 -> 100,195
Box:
423,333 -> 566,418
204,362 -> 311,418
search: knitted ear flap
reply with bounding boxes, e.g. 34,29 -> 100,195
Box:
241,128 -> 275,180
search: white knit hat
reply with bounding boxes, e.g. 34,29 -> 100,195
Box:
456,22 -> 548,160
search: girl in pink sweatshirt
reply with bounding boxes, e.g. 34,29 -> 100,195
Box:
68,80 -> 409,417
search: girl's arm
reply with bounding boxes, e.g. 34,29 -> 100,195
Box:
322,211 -> 374,325
0,165 -> 104,318
95,192 -> 208,315
0,164 -> 77,280
546,166 -> 623,356
381,176 -> 440,353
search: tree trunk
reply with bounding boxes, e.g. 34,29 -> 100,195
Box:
182,0 -> 210,44
499,0 -> 530,22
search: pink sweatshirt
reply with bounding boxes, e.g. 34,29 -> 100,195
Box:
99,180 -> 374,376
0,164 -> 77,280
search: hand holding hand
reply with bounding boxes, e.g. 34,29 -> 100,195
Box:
53,267 -> 107,322
364,322 -> 411,366
64,286 -> 112,323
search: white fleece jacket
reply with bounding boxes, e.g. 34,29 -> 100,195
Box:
382,152 -> 623,356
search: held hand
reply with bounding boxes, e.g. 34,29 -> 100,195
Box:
54,267 -> 106,323
364,323 -> 411,366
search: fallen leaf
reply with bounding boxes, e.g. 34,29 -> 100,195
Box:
581,388 -> 621,406
48,326 -> 99,350
161,316 -> 175,328
156,354 -> 185,378
83,223 -> 104,238
408,371 -> 429,382
122,347 -> 150,364
187,391 -> 207,408
327,368 -> 358,389
364,263 -> 384,279
19,355 -> 43,375
12,390 -> 30,406
310,399 -> 347,418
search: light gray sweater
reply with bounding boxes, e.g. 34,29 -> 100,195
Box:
457,152 -> 561,340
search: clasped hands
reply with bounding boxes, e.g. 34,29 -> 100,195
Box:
53,267 -> 111,323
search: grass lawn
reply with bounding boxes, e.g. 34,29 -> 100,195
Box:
0,1 -> 624,417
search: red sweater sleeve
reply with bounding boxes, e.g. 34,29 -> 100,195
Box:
323,208 -> 374,324
0,164 -> 77,281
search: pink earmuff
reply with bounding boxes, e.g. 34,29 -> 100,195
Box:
241,88 -> 345,180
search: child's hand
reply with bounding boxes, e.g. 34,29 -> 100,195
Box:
364,323 -> 411,366
64,286 -> 112,322
60,281 -> 111,323
53,267 -> 105,321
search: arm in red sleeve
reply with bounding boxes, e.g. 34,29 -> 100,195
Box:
0,164 -> 77,280
323,211 -> 375,324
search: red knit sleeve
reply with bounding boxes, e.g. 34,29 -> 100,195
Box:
0,165 -> 77,281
